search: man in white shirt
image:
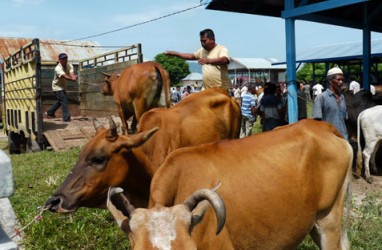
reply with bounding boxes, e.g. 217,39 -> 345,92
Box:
45,53 -> 77,122
312,82 -> 324,100
349,75 -> 361,95
165,29 -> 230,91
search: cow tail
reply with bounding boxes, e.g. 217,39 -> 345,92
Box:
155,65 -> 171,108
356,112 -> 363,177
154,66 -> 164,104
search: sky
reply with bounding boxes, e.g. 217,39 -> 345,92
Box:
1,0 -> 382,62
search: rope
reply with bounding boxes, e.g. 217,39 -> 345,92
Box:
10,204 -> 51,239
68,3 -> 206,42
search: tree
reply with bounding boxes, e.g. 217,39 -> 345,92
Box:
154,53 -> 190,86
296,63 -> 326,84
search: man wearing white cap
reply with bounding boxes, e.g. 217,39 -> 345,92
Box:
313,67 -> 348,139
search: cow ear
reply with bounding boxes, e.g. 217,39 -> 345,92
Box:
107,187 -> 134,235
118,127 -> 159,150
189,200 -> 210,232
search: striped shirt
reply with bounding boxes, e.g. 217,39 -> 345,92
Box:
241,92 -> 256,119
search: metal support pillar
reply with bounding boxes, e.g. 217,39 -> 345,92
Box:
285,0 -> 297,124
362,2 -> 371,90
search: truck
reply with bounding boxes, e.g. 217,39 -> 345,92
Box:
2,38 -> 142,153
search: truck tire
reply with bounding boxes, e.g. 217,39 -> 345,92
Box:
8,132 -> 21,154
19,135 -> 42,153
26,139 -> 42,153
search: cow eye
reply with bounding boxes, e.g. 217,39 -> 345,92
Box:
91,156 -> 106,169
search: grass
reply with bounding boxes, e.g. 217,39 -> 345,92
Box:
8,148 -> 129,250
3,101 -> 382,249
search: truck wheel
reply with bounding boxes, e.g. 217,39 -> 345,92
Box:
27,139 -> 42,153
8,132 -> 21,154
19,135 -> 41,153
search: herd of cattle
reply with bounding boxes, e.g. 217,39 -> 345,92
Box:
44,62 -> 381,249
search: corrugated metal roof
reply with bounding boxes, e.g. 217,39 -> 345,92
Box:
0,37 -> 110,63
273,39 -> 382,64
229,58 -> 286,70
182,72 -> 203,81
295,39 -> 382,63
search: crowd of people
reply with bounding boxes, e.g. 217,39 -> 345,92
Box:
164,28 -> 357,139
170,84 -> 201,103
47,27 -> 370,144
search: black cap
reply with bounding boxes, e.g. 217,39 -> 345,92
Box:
58,53 -> 68,59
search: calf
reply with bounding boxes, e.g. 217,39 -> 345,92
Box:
102,61 -> 171,134
356,105 -> 382,183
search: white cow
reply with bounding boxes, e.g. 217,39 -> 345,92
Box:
356,105 -> 382,183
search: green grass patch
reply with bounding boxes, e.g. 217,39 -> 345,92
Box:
9,148 -> 129,249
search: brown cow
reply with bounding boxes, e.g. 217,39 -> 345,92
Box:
108,119 -> 352,249
101,61 -> 171,134
45,88 -> 241,212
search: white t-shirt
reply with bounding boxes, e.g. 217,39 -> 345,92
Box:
370,85 -> 376,95
312,84 -> 324,96
52,63 -> 74,91
349,81 -> 360,94
233,87 -> 241,99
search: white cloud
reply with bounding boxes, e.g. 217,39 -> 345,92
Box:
11,0 -> 45,4
1,24 -> 41,38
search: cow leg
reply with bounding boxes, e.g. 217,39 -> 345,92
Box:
132,99 -> 147,131
363,141 -> 377,183
130,115 -> 138,133
310,184 -> 350,250
117,106 -> 129,135
370,140 -> 381,174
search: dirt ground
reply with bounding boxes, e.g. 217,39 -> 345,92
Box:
351,174 -> 382,206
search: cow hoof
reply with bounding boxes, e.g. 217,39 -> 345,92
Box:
352,172 -> 361,179
366,177 -> 373,184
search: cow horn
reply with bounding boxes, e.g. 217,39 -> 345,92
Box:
107,117 -> 118,140
92,117 -> 104,132
183,189 -> 226,235
101,72 -> 111,78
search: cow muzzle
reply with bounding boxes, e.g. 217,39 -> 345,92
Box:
45,195 -> 76,213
